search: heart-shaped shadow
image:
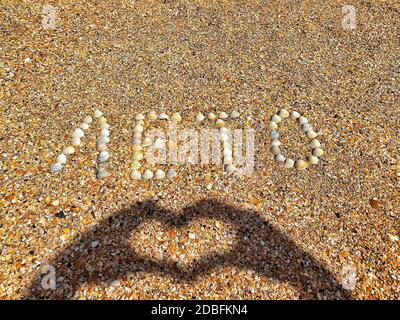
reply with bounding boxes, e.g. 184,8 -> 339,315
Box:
24,200 -> 351,299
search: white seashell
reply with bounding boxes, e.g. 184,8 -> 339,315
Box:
166,169 -> 177,178
271,139 -> 281,147
154,169 -> 166,179
131,161 -> 141,170
153,138 -> 165,148
94,109 -> 103,118
51,163 -> 62,172
142,169 -> 154,180
275,154 -> 286,162
231,110 -> 240,118
207,112 -> 217,120
219,111 -> 228,119
63,146 -> 75,155
98,151 -> 110,163
290,111 -> 300,119
130,170 -> 141,180
101,128 -> 110,137
268,121 -> 278,130
312,148 -> 324,157
100,122 -> 110,130
278,109 -> 289,118
298,116 -> 308,125
98,136 -> 110,144
132,138 -> 141,145
308,155 -> 319,165
271,114 -> 282,123
132,144 -> 142,151
306,130 -> 318,139
135,113 -> 145,120
222,141 -> 231,150
56,153 -> 67,164
284,158 -> 295,168
83,116 -> 93,124
301,123 -> 313,132
72,128 -> 84,138
133,132 -> 142,139
133,125 -> 143,133
97,143 -> 108,152
269,131 -> 279,139
195,112 -> 205,123
96,168 -> 107,179
224,155 -> 233,165
142,137 -> 153,147
215,119 -> 225,127
71,137 -> 81,146
270,146 -> 281,155
159,113 -> 169,120
309,139 -> 321,149
98,116 -> 107,125
171,112 -> 182,122
295,159 -> 308,170
148,111 -> 158,120
132,151 -> 143,161
225,164 -> 236,173
219,127 -> 229,135
135,119 -> 144,126
223,148 -> 233,158
80,123 -> 89,130
220,133 -> 229,142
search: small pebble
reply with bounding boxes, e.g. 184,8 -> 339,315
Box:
269,131 -> 279,139
159,113 -> 169,120
308,155 -> 319,165
142,169 -> 154,180
231,110 -> 240,118
63,146 -> 75,155
130,170 -> 141,180
91,240 -> 99,248
284,158 -> 295,168
166,169 -> 177,178
83,116 -> 93,124
225,164 -> 236,173
171,112 -> 182,122
207,112 -> 217,120
295,160 -> 309,170
271,114 -> 282,123
154,169 -> 166,179
56,153 -> 67,165
80,123 -> 89,130
110,280 -> 120,287
312,148 -> 324,157
290,111 -> 300,119
93,109 -> 103,118
51,163 -> 62,172
72,128 -> 84,138
148,111 -> 158,120
219,111 -> 228,119
195,112 -> 205,123
278,109 -> 289,118
135,113 -> 145,120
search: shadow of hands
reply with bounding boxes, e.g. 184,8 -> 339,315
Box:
25,200 -> 351,299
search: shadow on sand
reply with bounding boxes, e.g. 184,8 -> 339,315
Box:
24,200 -> 351,299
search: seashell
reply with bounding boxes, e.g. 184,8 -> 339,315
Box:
131,161 -> 141,170
98,116 -> 107,125
97,143 -> 108,152
223,155 -> 233,165
130,170 -> 141,180
132,144 -> 142,151
195,112 -> 205,123
132,151 -> 143,161
275,154 -> 285,162
80,123 -> 89,130
312,148 -> 324,157
171,112 -> 182,122
271,114 -> 282,123
132,138 -> 141,145
284,158 -> 295,168
142,169 -> 154,180
142,137 -> 153,147
308,155 -> 319,165
278,109 -> 289,118
207,112 -> 217,120
83,116 -> 93,124
220,133 -> 229,142
223,148 -> 233,158
295,160 -> 308,170
222,141 -> 231,150
268,121 -> 278,130
301,123 -> 313,132
133,125 -> 144,133
225,164 -> 236,173
220,127 -> 229,134
100,122 -> 110,130
269,130 -> 279,139
154,169 -> 165,179
219,111 -> 228,119
98,136 -> 110,144
51,163 -> 62,172
231,110 -> 240,118
94,109 -> 103,118
133,132 -> 142,139
159,113 -> 169,120
306,130 -> 318,139
136,119 -> 144,125
215,119 -> 225,127
101,128 -> 110,137
148,111 -> 157,120
298,116 -> 308,125
56,153 -> 67,164
96,168 -> 107,179
72,128 -> 84,138
153,138 -> 165,148
270,146 -> 281,155
63,146 -> 75,155
290,111 -> 300,119
309,139 -> 321,149
271,139 -> 281,147
98,151 -> 109,163
166,169 -> 177,178
71,137 -> 81,146
135,113 -> 145,120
